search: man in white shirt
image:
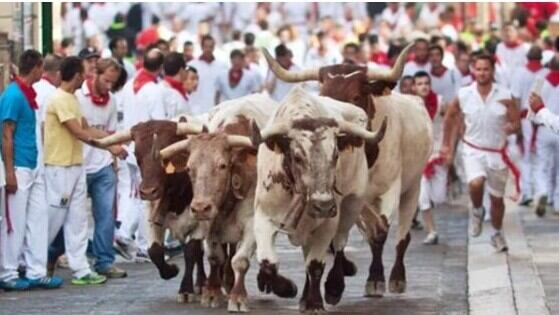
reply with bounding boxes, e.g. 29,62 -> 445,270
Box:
109,37 -> 136,82
188,35 -> 227,115
265,44 -> 301,102
160,52 -> 190,118
442,54 -> 520,252
429,45 -> 458,107
215,49 -> 257,103
495,23 -> 529,88
76,58 -> 126,278
452,51 -> 474,88
78,47 -> 100,80
510,46 -> 549,207
403,38 -> 431,77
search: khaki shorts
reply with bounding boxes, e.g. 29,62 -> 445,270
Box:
464,154 -> 508,198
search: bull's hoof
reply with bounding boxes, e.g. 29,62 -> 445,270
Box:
298,300 -> 325,314
194,284 -> 203,295
324,272 -> 344,305
227,295 -> 249,313
160,264 -> 179,280
388,279 -> 406,294
201,286 -> 224,308
176,292 -> 197,304
342,258 -> 357,277
257,261 -> 298,298
364,280 -> 385,297
324,292 -> 342,306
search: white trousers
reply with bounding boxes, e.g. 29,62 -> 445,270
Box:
520,121 -> 539,199
115,163 -> 149,252
0,167 -> 48,281
419,164 -> 448,211
45,165 -> 91,278
535,128 -> 559,206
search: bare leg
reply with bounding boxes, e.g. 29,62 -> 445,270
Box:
489,194 -> 505,231
421,209 -> 437,234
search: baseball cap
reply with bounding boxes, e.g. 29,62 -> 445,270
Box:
78,47 -> 100,60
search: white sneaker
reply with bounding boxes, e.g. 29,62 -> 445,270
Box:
422,232 -> 439,245
470,207 -> 485,237
490,232 -> 508,252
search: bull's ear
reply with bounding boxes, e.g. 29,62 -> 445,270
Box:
365,81 -> 397,96
231,149 -> 257,200
178,116 -> 187,123
337,134 -> 364,151
250,119 -> 262,148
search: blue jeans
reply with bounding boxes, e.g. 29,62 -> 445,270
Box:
87,165 -> 117,271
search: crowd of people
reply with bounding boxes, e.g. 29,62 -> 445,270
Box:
1,2 -> 559,292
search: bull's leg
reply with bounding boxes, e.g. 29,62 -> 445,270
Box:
365,222 -> 388,297
201,240 -> 226,308
389,182 -> 420,294
193,239 -> 206,295
177,239 -> 198,303
227,221 -> 256,313
254,209 -> 297,298
147,222 -> 179,280
222,243 -> 237,294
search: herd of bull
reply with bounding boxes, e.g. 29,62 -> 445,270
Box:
91,43 -> 434,313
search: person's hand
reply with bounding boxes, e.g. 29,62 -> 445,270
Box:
439,145 -> 454,166
529,92 -> 545,113
5,170 -> 17,194
109,145 -> 128,160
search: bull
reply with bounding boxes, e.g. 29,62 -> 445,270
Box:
253,86 -> 387,312
263,43 -> 433,300
92,117 -> 209,302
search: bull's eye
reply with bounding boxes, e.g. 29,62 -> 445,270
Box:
219,163 -> 227,170
293,155 -> 303,164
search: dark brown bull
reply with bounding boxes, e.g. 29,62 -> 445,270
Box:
263,43 -> 416,304
93,119 -> 208,301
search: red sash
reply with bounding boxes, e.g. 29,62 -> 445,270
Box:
526,60 -> 542,73
423,91 -> 438,120
423,155 -> 446,179
546,70 -> 559,87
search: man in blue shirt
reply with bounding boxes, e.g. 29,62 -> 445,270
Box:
0,50 -> 63,290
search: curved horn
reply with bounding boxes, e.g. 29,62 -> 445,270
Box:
176,121 -> 205,135
91,129 -> 132,147
338,116 -> 388,145
261,122 -> 290,142
159,138 -> 191,160
262,48 -> 319,83
226,135 -> 254,149
366,43 -> 413,82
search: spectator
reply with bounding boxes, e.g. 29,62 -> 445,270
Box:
106,13 -> 137,54
109,36 -> 136,81
403,38 -> 431,76
161,52 -> 190,118
183,41 -> 194,64
428,44 -> 459,106
342,43 -> 361,65
78,47 -> 101,79
265,44 -> 300,102
215,49 -> 258,103
399,75 -> 414,95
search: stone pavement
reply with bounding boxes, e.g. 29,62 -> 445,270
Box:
0,201 -> 469,315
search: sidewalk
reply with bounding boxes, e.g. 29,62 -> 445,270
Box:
468,198 -> 556,315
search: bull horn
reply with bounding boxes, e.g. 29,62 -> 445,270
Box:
91,129 -> 132,147
262,48 -> 319,83
159,139 -> 191,160
176,121 -> 205,135
338,117 -> 388,145
261,122 -> 290,141
226,135 -> 254,148
366,43 -> 413,82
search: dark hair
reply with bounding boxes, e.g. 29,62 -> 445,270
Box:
232,30 -> 242,41
151,15 -> 160,25
554,36 -> 559,52
60,56 -> 84,81
527,45 -> 543,61
156,39 -> 169,49
18,50 -> 43,76
343,43 -> 360,52
109,36 -> 127,51
80,8 -> 88,21
163,52 -> 186,76
244,33 -> 255,46
473,53 -> 495,69
61,37 -> 74,49
185,65 -> 198,75
113,67 -> 128,92
550,57 -> 559,71
429,44 -> 444,57
143,48 -> 164,72
484,38 -> 500,55
230,49 -> 245,60
114,13 -> 125,24
183,40 -> 193,47
275,44 -> 290,58
43,54 -> 62,72
368,34 -> 379,45
415,38 -> 429,46
200,35 -> 215,47
413,70 -> 431,82
401,75 -> 413,82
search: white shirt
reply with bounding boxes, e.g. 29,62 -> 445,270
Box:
187,58 -> 227,115
403,61 -> 431,77
418,4 -> 443,29
33,78 -> 57,172
76,81 -> 117,174
430,68 -> 459,106
88,3 -> 116,32
510,64 -> 548,110
452,68 -> 474,88
531,108 -> 559,134
215,69 -> 257,102
159,80 -> 190,119
496,42 -> 529,88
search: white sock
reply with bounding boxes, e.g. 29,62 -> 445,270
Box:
490,225 -> 501,235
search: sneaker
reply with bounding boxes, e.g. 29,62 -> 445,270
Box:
519,196 -> 533,207
411,218 -> 424,231
490,232 -> 508,252
422,232 -> 439,245
0,278 -> 30,291
470,207 -> 485,237
27,276 -> 63,289
114,239 -> 134,261
97,265 -> 127,279
535,196 -> 547,217
134,251 -> 151,263
72,272 -> 107,285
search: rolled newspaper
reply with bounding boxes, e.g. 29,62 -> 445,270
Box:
527,78 -> 545,119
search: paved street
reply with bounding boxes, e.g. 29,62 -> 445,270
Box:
1,196 -> 557,315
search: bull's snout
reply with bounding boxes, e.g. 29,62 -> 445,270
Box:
190,201 -> 214,220
140,186 -> 160,200
309,193 -> 336,218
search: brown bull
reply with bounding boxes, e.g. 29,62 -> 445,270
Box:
263,43 -> 434,302
93,119 -> 209,301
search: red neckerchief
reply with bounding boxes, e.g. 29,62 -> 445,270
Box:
133,69 -> 157,94
199,54 -> 215,64
228,68 -> 243,88
504,41 -> 521,49
423,90 -> 438,120
41,75 -> 56,87
370,52 -> 389,65
546,70 -> 559,87
86,78 -> 110,106
164,76 -> 187,100
526,60 -> 542,73
14,76 -> 38,110
431,65 -> 448,78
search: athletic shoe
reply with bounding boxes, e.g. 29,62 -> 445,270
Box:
97,265 -> 127,279
470,207 -> 485,237
27,276 -> 63,289
0,278 -> 30,291
519,196 -> 533,207
71,272 -> 107,285
422,232 -> 439,245
411,218 -> 424,231
113,239 -> 134,261
134,251 -> 151,263
535,196 -> 547,217
490,232 -> 508,252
